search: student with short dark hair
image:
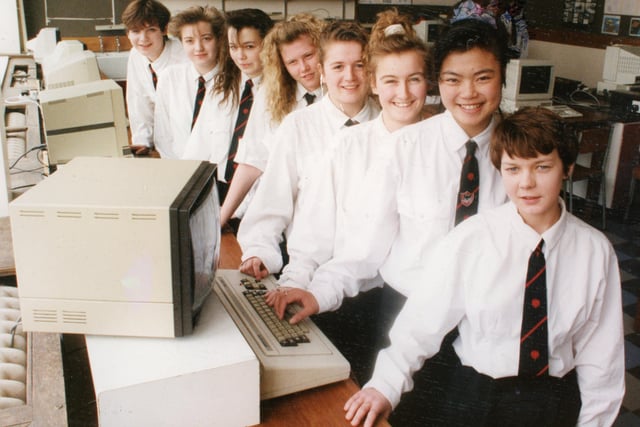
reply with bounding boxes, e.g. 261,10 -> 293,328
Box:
122,0 -> 186,154
345,107 -> 625,427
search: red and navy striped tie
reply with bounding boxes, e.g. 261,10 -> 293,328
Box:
519,239 -> 549,377
455,140 -> 479,225
225,79 -> 253,182
149,63 -> 158,89
191,76 -> 206,130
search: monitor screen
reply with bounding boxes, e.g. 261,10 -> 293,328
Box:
502,59 -> 556,102
519,65 -> 553,94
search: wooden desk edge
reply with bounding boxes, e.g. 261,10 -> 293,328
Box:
220,232 -> 391,427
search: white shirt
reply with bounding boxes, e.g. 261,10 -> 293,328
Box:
366,200 -> 625,427
307,110 -> 508,312
153,63 -> 218,159
185,75 -> 261,183
125,38 -> 187,147
232,83 -> 322,219
237,95 -> 380,274
279,114 -> 393,290
235,83 -> 322,172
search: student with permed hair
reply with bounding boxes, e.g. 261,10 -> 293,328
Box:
122,0 -> 186,155
153,5 -> 226,160
345,107 -> 624,427
219,13 -> 324,228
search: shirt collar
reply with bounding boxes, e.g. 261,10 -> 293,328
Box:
189,64 -> 218,83
507,197 -> 567,255
296,83 -> 322,103
443,110 -> 497,156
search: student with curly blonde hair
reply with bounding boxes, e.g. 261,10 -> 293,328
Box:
219,13 -> 324,229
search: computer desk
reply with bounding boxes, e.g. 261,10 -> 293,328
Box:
219,232 -> 391,427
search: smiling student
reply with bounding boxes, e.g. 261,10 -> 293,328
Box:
345,107 -> 625,427
153,5 -> 226,159
122,0 -> 186,154
182,8 -> 274,202
219,13 -> 325,228
268,18 -> 508,324
236,20 -> 380,279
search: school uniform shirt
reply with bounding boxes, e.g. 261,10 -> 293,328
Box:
125,38 -> 187,147
234,83 -> 323,172
153,63 -> 218,159
237,95 -> 380,275
365,200 -> 625,427
185,75 -> 261,183
307,110 -> 508,313
279,114 -> 393,290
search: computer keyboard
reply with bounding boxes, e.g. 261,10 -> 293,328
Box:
213,269 -> 350,400
543,104 -> 583,118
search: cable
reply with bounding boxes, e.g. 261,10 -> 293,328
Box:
8,144 -> 47,171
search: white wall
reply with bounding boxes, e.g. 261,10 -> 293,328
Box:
528,40 -> 605,89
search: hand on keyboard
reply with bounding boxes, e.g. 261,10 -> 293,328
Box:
265,287 -> 319,324
240,257 -> 270,279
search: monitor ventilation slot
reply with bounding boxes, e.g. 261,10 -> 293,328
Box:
18,209 -> 45,217
57,210 -> 82,219
32,309 -> 58,323
62,310 -> 87,325
94,212 -> 119,220
131,213 -> 157,221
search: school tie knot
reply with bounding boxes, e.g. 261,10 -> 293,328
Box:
519,239 -> 549,378
454,140 -> 479,225
344,118 -> 359,127
303,92 -> 316,106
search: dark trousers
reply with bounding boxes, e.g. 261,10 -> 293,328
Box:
428,364 -> 581,427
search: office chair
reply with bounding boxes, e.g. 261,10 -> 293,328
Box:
624,163 -> 640,223
565,126 -> 611,229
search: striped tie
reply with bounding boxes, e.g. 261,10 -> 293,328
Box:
191,76 -> 206,129
519,239 -> 549,377
225,79 -> 254,182
455,140 -> 479,225
149,63 -> 158,89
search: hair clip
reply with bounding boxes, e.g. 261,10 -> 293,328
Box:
384,24 -> 405,37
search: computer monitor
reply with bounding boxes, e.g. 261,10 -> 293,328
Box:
413,19 -> 445,46
602,44 -> 640,85
500,59 -> 556,113
38,79 -> 129,166
41,40 -> 100,89
10,156 -> 220,338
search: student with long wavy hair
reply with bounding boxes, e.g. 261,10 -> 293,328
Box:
153,5 -> 226,159
237,20 -> 380,280
219,13 -> 324,228
183,8 -> 274,201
